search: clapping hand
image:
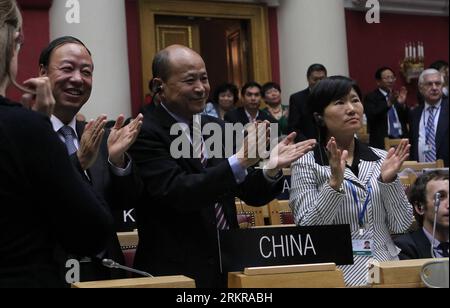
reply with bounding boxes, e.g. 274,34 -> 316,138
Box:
380,139 -> 410,183
264,133 -> 316,176
20,77 -> 55,117
78,115 -> 107,170
327,137 -> 348,191
108,113 -> 144,168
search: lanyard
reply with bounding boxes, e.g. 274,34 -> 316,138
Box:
345,180 -> 372,230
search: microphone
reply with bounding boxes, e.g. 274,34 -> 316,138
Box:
430,192 -> 442,258
102,259 -> 153,277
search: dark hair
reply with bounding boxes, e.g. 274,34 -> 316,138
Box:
39,36 -> 91,68
213,83 -> 239,105
307,64 -> 327,78
307,76 -> 362,144
152,48 -> 171,82
262,82 -> 281,98
409,170 -> 449,227
241,81 -> 262,97
429,60 -> 449,71
374,67 -> 394,80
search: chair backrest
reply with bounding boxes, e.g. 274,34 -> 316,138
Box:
268,199 -> 294,225
384,137 -> 402,151
235,201 -> 265,228
357,124 -> 369,144
400,160 -> 445,172
117,231 -> 139,270
400,173 -> 418,195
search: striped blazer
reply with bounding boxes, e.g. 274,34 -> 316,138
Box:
289,140 -> 413,286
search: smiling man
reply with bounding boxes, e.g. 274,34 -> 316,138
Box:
38,36 -> 143,282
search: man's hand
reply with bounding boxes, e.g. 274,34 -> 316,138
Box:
380,139 -> 410,183
77,115 -> 107,170
395,86 -> 408,105
108,113 -> 144,168
21,77 -> 55,117
264,133 -> 316,177
327,137 -> 348,191
236,121 -> 270,169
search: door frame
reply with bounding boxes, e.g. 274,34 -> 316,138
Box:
139,0 -> 272,97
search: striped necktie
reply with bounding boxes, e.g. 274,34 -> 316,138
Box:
425,106 -> 437,162
59,125 -> 77,155
191,116 -> 229,230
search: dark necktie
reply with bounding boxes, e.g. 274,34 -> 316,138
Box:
437,242 -> 449,257
425,106 -> 437,162
191,117 -> 229,230
59,125 -> 77,155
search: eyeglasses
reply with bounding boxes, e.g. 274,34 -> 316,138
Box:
423,81 -> 443,88
382,76 -> 396,82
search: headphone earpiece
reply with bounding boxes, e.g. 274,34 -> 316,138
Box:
313,112 -> 325,127
149,79 -> 163,94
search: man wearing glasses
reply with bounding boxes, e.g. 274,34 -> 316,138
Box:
410,69 -> 449,166
364,67 -> 409,150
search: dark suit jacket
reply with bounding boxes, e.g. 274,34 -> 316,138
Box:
364,89 -> 409,150
224,107 -> 277,125
64,121 -> 142,280
288,88 -> 317,141
394,229 -> 432,260
129,106 -> 284,288
409,97 -> 449,166
0,96 -> 113,287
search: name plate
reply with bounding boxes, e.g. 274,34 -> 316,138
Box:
218,225 -> 353,273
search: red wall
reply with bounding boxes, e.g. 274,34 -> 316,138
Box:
7,1 -> 50,102
345,10 -> 449,106
268,7 -> 280,85
125,0 -> 143,116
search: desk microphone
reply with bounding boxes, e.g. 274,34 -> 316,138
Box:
430,192 -> 441,258
102,259 -> 153,277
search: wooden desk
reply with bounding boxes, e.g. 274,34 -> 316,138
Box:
72,276 -> 195,288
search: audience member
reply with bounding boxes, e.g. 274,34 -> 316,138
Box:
38,36 -> 143,281
409,69 -> 449,166
364,67 -> 409,150
289,76 -> 413,286
0,0 -> 112,287
262,82 -> 289,136
202,83 -> 238,120
129,45 -> 317,288
288,63 -> 327,140
224,81 -> 277,125
395,170 -> 449,259
430,60 -> 449,97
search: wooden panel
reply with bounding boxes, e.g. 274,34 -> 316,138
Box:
244,263 -> 336,276
373,258 -> 443,286
228,269 -> 345,288
72,276 -> 195,288
139,0 -> 271,98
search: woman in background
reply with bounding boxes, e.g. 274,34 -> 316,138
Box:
262,82 -> 289,136
203,82 -> 238,120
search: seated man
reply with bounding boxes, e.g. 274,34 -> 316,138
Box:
394,170 -> 449,259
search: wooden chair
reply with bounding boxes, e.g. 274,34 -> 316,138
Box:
400,159 -> 445,172
235,201 -> 265,228
400,173 -> 418,195
268,199 -> 294,225
384,138 -> 402,151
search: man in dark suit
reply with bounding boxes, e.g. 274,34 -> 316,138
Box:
394,170 -> 449,259
38,36 -> 143,281
224,81 -> 277,126
288,64 -> 327,141
364,67 -> 409,150
129,45 -> 317,288
409,69 -> 449,166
